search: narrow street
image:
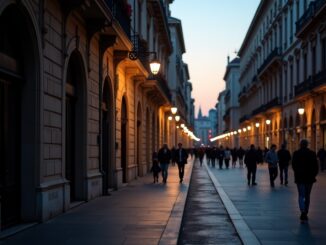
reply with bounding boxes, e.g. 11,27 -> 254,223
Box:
178,160 -> 241,244
207,160 -> 326,244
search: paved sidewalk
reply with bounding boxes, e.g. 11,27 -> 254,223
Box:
0,160 -> 194,245
208,162 -> 326,245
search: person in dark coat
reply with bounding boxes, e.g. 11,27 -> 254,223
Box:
292,139 -> 319,222
231,147 -> 238,168
198,147 -> 205,166
218,146 -> 225,169
237,147 -> 245,167
151,152 -> 161,183
277,143 -> 291,185
175,143 -> 189,183
211,147 -> 217,168
158,143 -> 171,183
244,144 -> 258,186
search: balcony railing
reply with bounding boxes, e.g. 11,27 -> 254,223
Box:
257,47 -> 282,76
105,0 -> 131,38
252,97 -> 282,116
295,68 -> 326,96
296,0 -> 326,37
239,114 -> 250,123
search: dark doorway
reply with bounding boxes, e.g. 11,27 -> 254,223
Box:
65,51 -> 86,202
0,79 -> 21,229
121,97 -> 127,183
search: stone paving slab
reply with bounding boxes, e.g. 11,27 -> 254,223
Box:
0,160 -> 194,245
208,162 -> 326,245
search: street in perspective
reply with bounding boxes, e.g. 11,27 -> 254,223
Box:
1,0 -> 326,244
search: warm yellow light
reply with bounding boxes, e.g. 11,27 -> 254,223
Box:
175,115 -> 180,122
255,122 -> 260,128
168,116 -> 172,121
150,59 -> 160,75
247,126 -> 251,130
243,128 -> 247,132
298,108 -> 305,115
266,119 -> 271,125
171,107 -> 177,115
238,129 -> 242,133
266,136 -> 270,141
176,125 -> 180,129
234,131 -> 237,135
181,124 -> 185,128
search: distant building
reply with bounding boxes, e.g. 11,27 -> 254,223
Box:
195,107 -> 217,146
217,90 -> 227,135
223,56 -> 240,146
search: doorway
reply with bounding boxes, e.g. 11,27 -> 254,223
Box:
121,97 -> 127,183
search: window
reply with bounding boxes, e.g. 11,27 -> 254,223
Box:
303,52 -> 308,79
290,64 -> 293,98
296,0 -> 300,21
290,7 -> 293,43
284,16 -> 288,49
312,46 -> 316,75
322,38 -> 326,70
296,58 -> 300,84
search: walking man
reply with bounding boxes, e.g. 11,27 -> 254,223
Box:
265,144 -> 278,187
244,144 -> 258,186
292,139 -> 318,222
175,143 -> 188,183
158,143 -> 171,183
237,147 -> 245,168
277,143 -> 291,185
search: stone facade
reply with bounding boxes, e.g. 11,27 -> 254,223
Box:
235,0 -> 326,151
0,0 -> 193,231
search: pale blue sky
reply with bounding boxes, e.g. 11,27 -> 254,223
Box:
170,0 -> 260,116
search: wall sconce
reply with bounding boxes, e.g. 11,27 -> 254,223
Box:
266,119 -> 271,125
238,129 -> 242,133
255,122 -> 260,128
298,107 -> 305,115
233,131 -> 237,135
175,115 -> 180,122
171,107 -> 178,115
181,123 -> 185,128
247,126 -> 251,130
168,116 -> 173,121
243,128 -> 247,132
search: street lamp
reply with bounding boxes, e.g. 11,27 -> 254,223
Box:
175,115 -> 180,122
168,116 -> 173,121
255,122 -> 260,128
247,126 -> 251,130
243,128 -> 247,132
171,107 -> 178,115
238,129 -> 242,133
266,119 -> 271,125
181,123 -> 185,128
298,107 -> 305,115
149,59 -> 161,75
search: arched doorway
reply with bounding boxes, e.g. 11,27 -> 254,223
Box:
0,4 -> 39,228
136,102 -> 142,176
320,105 -> 326,148
311,110 -> 316,151
65,50 -> 86,202
146,108 -> 150,171
121,97 -> 128,183
101,77 -> 114,193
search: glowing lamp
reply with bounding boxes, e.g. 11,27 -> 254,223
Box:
298,108 -> 305,115
150,59 -> 160,75
171,107 -> 178,115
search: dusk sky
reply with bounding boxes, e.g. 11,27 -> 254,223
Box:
170,0 -> 260,117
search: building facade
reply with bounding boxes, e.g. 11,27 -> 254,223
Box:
223,57 -> 241,147
195,107 -> 217,146
0,0 -> 193,231
235,0 -> 326,152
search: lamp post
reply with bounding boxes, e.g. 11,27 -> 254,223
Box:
266,119 -> 271,148
255,122 -> 260,146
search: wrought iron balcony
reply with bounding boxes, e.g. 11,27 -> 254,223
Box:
294,76 -> 312,97
295,68 -> 326,97
239,114 -> 250,123
257,48 -> 282,76
296,0 -> 326,38
252,97 -> 282,116
105,0 -> 131,38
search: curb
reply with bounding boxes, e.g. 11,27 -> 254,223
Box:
159,158 -> 195,245
205,164 -> 261,245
